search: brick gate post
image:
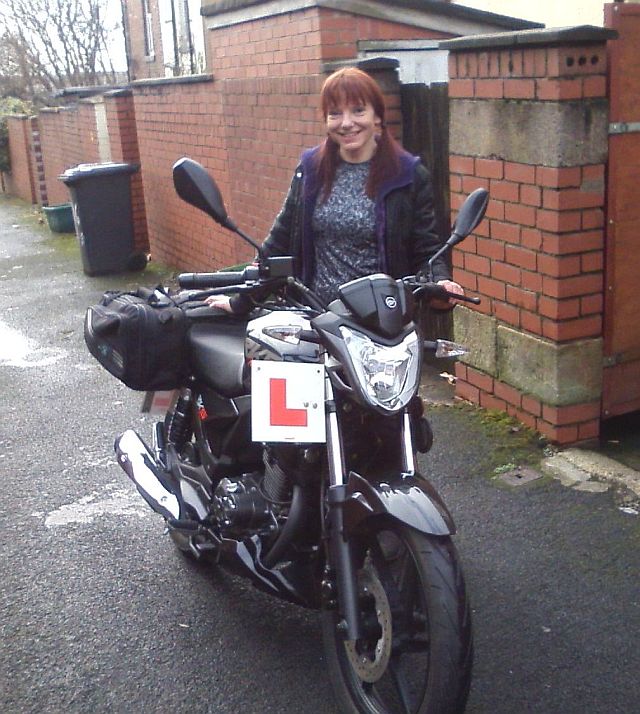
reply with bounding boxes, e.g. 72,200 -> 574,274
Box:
441,27 -> 617,445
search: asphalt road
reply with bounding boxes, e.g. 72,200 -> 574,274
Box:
0,195 -> 638,713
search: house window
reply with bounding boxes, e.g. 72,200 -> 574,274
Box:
142,0 -> 155,58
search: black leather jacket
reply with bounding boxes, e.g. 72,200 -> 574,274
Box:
261,145 -> 452,286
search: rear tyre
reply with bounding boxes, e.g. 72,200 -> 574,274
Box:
322,522 -> 472,714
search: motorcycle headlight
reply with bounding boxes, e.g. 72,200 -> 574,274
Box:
339,326 -> 421,412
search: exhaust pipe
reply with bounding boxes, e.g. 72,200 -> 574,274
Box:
115,429 -> 182,520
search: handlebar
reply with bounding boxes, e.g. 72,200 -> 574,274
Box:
177,265 -> 260,289
177,257 -> 296,290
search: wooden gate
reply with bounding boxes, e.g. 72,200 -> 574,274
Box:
401,82 -> 452,340
603,4 -> 640,417
401,82 -> 450,241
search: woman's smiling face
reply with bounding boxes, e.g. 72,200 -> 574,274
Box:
326,100 -> 381,163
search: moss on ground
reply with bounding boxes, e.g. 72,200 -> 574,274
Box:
453,401 -> 549,480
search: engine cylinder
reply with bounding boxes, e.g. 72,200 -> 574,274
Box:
263,452 -> 291,503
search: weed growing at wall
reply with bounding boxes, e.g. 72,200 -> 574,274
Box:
0,98 -> 33,173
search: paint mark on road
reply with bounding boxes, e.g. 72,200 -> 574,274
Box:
34,484 -> 151,528
0,321 -> 66,367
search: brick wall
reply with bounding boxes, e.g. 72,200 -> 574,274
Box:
77,102 -> 101,164
116,2 -> 420,271
208,6 -> 451,79
119,0 -> 432,272
220,74 -> 324,248
443,27 -> 615,444
318,8 -> 452,63
5,116 -> 36,203
38,100 -> 149,252
40,108 -> 85,206
131,76 -> 236,269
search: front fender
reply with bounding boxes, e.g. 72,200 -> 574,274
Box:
342,471 -> 455,536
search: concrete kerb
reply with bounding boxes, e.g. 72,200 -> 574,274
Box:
542,448 -> 640,499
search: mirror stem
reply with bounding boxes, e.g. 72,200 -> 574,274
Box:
226,219 -> 263,254
426,242 -> 450,281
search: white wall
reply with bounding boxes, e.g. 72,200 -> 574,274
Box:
452,0 -> 605,28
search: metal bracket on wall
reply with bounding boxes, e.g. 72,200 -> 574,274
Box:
609,122 -> 640,135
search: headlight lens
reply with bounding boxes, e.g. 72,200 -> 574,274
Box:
339,327 -> 421,412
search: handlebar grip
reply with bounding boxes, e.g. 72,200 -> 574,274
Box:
177,271 -> 245,289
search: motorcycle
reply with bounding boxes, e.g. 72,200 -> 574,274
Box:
95,158 -> 488,714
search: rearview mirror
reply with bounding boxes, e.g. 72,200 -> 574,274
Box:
172,157 -> 263,255
172,157 -> 231,228
426,188 -> 489,281
449,188 -> 489,246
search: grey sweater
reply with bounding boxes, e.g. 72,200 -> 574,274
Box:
311,161 -> 377,304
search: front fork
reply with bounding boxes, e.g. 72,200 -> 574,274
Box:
324,363 -> 415,641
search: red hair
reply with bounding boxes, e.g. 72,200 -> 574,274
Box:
316,67 -> 402,199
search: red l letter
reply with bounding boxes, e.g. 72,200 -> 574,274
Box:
269,378 -> 308,427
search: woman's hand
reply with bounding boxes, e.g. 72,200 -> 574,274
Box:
204,295 -> 234,313
430,279 -> 464,310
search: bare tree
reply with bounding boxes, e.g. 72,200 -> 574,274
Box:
0,0 -> 120,101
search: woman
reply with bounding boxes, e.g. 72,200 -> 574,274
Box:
208,66 -> 462,312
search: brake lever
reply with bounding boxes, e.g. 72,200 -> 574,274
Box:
455,293 -> 482,305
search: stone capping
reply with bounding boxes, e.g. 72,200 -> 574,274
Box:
39,106 -> 77,114
359,39 -> 440,52
440,25 -> 618,52
201,0 -> 264,14
201,0 -> 543,31
52,84 -> 128,99
104,88 -> 134,98
322,56 -> 400,74
130,74 -> 214,89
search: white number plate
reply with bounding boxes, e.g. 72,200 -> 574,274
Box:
251,361 -> 326,443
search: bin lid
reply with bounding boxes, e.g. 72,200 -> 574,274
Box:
59,162 -> 139,184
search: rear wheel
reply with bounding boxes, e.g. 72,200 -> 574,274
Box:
322,522 -> 472,714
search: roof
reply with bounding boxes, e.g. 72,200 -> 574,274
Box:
201,0 -> 544,32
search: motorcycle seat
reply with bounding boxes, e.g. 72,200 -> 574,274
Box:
187,320 -> 247,397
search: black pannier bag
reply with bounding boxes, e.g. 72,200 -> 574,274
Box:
84,287 -> 190,391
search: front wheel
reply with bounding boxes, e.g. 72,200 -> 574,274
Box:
322,522 -> 472,714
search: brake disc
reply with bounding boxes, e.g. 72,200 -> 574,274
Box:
344,565 -> 393,683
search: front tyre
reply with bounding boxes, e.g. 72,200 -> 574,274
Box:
322,523 -> 472,714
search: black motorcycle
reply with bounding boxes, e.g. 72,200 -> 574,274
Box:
86,158 -> 488,714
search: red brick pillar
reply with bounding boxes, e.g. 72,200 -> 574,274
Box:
5,115 -> 36,203
441,27 -> 616,445
105,89 -> 149,253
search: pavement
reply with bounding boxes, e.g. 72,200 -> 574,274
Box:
420,362 -> 640,512
421,362 -> 640,506
1,192 -> 640,714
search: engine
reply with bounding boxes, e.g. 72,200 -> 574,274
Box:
212,474 -> 275,535
211,446 -> 319,537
